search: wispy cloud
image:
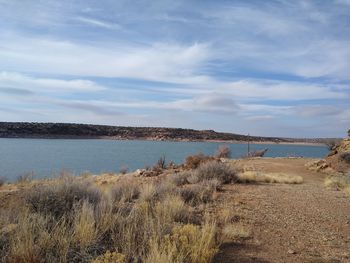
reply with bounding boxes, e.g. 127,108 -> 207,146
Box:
0,35 -> 209,81
0,72 -> 105,93
75,16 -> 122,30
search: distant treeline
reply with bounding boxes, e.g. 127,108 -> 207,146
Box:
0,122 -> 335,143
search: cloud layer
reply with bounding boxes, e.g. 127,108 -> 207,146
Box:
0,0 -> 349,137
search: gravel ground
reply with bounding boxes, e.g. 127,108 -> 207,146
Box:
214,158 -> 350,263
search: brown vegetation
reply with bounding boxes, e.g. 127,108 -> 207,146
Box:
215,145 -> 231,158
0,160 -> 244,263
324,172 -> 350,196
0,152 -> 315,262
237,171 -> 304,184
184,153 -> 215,169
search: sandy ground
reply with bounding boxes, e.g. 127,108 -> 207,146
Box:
214,158 -> 350,263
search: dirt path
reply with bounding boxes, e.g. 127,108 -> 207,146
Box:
214,158 -> 350,263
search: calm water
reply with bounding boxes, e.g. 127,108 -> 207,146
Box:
0,138 -> 328,181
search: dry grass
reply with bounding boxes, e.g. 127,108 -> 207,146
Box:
108,179 -> 140,203
167,171 -> 191,186
194,161 -> 238,184
146,219 -> 218,263
237,171 -> 303,184
324,173 -> 350,196
0,172 -> 230,263
179,184 -> 215,205
24,175 -> 102,219
91,251 -> 126,263
221,223 -> 251,242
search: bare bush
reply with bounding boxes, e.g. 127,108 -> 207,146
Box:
200,179 -> 222,191
25,177 -> 102,218
184,153 -> 215,169
195,161 -> 238,184
109,180 -> 140,203
325,139 -> 341,151
324,174 -> 350,192
167,171 -> 192,186
155,155 -> 166,169
179,184 -> 214,205
215,145 -> 231,158
16,172 -> 34,183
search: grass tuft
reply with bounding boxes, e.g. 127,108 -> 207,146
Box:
238,171 -> 303,184
324,173 -> 350,196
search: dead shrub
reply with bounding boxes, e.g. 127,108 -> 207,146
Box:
215,145 -> 231,158
195,161 -> 238,184
325,139 -> 341,150
324,173 -> 350,194
155,155 -> 166,170
155,194 -> 189,224
153,181 -> 178,202
16,172 -> 34,183
184,153 -> 214,169
180,184 -> 214,205
25,177 -> 101,219
200,179 -> 222,191
168,171 -> 192,186
108,180 -> 140,203
187,173 -> 200,184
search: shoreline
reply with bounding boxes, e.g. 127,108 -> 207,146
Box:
0,135 -> 326,146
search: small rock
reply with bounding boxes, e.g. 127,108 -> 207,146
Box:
287,249 -> 296,254
135,169 -> 145,176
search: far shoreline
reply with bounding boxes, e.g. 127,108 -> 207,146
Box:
0,135 -> 326,147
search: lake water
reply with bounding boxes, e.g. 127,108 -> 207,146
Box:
0,138 -> 328,181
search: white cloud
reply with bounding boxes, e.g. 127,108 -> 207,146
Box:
0,35 -> 209,82
75,16 -> 122,30
222,80 -> 347,100
0,71 -> 105,93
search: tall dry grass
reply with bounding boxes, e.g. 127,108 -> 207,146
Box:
237,171 -> 303,184
324,172 -> 350,196
0,172 -> 231,263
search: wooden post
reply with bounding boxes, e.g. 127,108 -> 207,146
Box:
247,133 -> 250,156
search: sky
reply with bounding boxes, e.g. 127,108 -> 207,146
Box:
0,0 -> 349,138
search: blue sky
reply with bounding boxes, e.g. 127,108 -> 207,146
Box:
0,0 -> 349,137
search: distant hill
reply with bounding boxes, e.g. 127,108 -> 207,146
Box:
0,122 -> 336,144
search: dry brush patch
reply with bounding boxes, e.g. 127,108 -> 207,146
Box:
237,171 -> 303,184
1,158 -> 266,262
0,169 -> 244,263
324,172 -> 350,196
